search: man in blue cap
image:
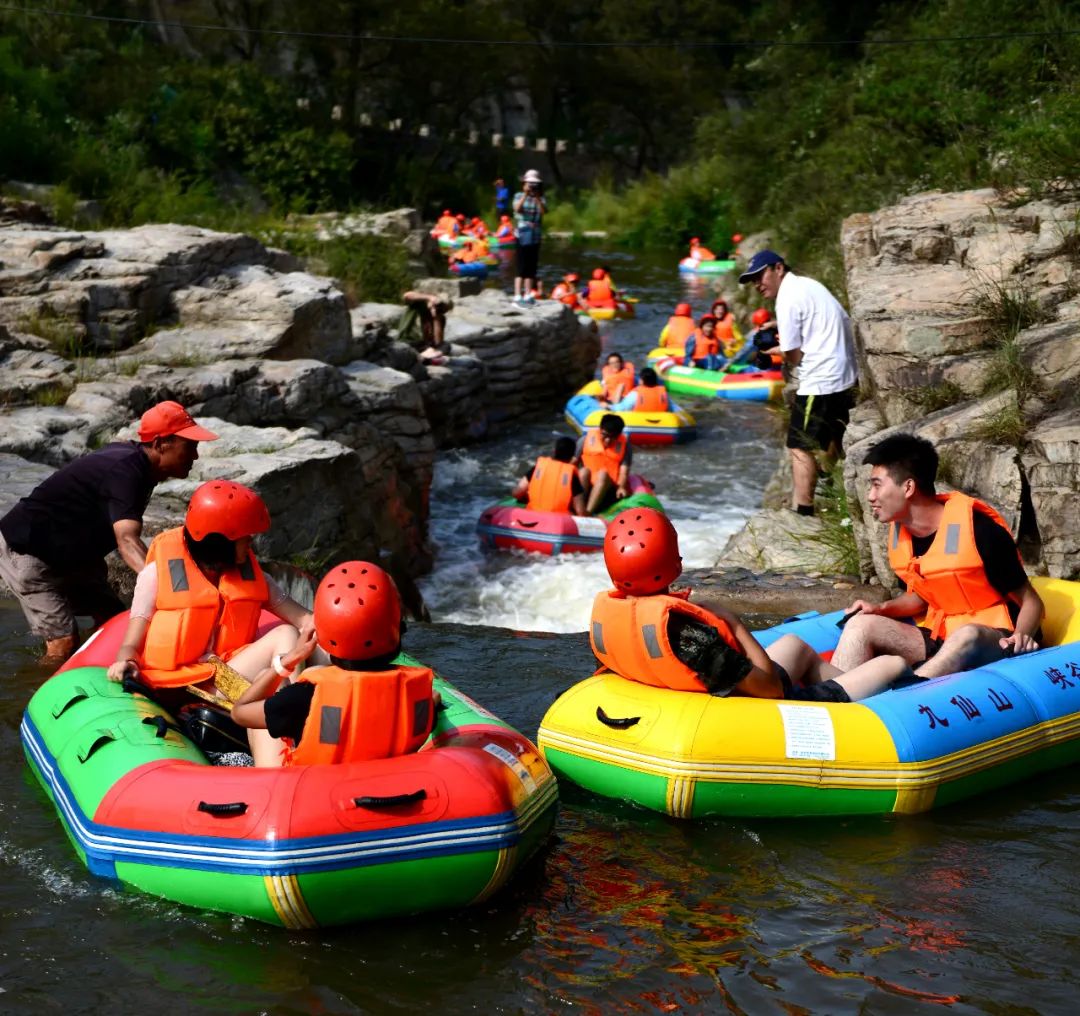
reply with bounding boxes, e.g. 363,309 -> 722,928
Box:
739,250 -> 858,516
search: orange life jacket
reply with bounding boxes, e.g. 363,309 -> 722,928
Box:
527,456 -> 577,513
139,527 -> 267,688
587,278 -> 615,308
888,492 -> 1018,640
286,664 -> 435,766
660,315 -> 696,351
590,589 -> 743,693
715,314 -> 735,342
692,245 -> 716,261
632,385 -> 669,412
601,361 -> 635,402
550,282 -> 580,307
690,329 -> 720,360
436,215 -> 458,235
581,429 -> 628,484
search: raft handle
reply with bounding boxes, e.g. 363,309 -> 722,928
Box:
353,789 -> 427,809
122,673 -> 166,706
197,801 -> 249,817
596,706 -> 640,730
141,715 -> 184,739
52,687 -> 88,719
78,732 -> 116,763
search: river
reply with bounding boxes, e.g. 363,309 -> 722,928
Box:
1,245 -> 1077,1014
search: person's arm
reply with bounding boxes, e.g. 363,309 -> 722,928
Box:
684,334 -> 696,366
112,518 -> 149,572
1001,580 -> 1044,654
846,591 -> 928,620
270,591 -> 315,642
609,392 -> 638,412
682,597 -> 783,698
571,491 -> 587,515
616,462 -> 631,499
232,628 -> 319,729
512,474 -> 529,501
107,614 -> 150,682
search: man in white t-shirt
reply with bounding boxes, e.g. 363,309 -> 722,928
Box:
739,250 -> 858,516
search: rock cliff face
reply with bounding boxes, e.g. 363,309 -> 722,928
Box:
722,187 -> 1080,584
0,221 -> 599,585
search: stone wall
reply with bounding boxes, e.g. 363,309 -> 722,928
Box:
0,221 -> 598,587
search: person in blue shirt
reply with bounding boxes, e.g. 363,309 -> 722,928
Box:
494,177 -> 510,216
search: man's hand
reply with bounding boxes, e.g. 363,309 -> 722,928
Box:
999,630 -> 1039,656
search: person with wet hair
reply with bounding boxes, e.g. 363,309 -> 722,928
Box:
575,414 -> 632,515
512,436 -> 587,515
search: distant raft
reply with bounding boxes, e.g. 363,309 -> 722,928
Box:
449,261 -> 489,278
582,301 -> 636,321
646,351 -> 784,402
564,380 -> 698,445
22,614 -> 558,928
678,257 -> 736,275
477,476 -> 662,556
538,576 -> 1080,819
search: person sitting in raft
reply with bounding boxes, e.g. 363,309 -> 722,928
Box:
658,302 -> 696,353
575,414 -> 632,516
592,507 -> 911,702
448,239 -> 478,265
831,433 -> 1044,679
598,352 -> 636,404
585,267 -> 617,310
495,215 -> 515,241
106,480 -> 315,765
512,436 -> 587,516
684,315 -> 725,371
550,272 -> 584,309
233,561 -> 439,768
710,298 -> 745,358
608,367 -> 673,413
469,216 -> 489,239
433,209 -> 458,238
688,237 -> 716,262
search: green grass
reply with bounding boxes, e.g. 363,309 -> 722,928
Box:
969,400 -> 1028,447
809,461 -> 860,576
903,380 -> 967,414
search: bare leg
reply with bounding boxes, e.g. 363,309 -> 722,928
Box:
789,447 -> 818,510
767,634 -> 911,701
831,614 -> 928,671
586,472 -> 614,515
766,635 -> 829,683
225,625 -> 299,766
914,624 -> 1005,678
832,655 -> 912,700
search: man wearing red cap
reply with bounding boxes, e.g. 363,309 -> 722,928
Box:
0,400 -> 218,662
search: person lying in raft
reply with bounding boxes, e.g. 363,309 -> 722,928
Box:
512,436 -> 588,516
598,352 -> 635,404
575,414 -> 632,516
232,561 -> 439,767
658,302 -> 696,353
106,480 -> 314,765
591,507 -> 910,702
607,367 -> 675,414
684,314 -> 726,371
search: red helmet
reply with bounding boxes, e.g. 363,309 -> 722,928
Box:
500,215 -> 510,222
456,213 -> 466,221
591,268 -> 606,280
732,233 -> 743,243
442,208 -> 451,216
565,272 -> 580,283
674,302 -> 692,316
690,237 -> 700,245
314,561 -> 402,659
604,508 -> 682,595
185,480 -> 270,542
752,307 -> 771,326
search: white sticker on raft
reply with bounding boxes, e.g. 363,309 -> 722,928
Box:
777,704 -> 837,761
484,742 -> 538,794
573,517 -> 608,538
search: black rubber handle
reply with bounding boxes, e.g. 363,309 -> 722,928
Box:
52,687 -> 88,719
78,732 -> 116,763
122,673 -> 162,702
353,789 -> 427,809
596,706 -> 640,730
141,715 -> 183,739
197,801 -> 249,816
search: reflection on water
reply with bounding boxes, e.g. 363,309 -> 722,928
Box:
2,249 -> 1079,1012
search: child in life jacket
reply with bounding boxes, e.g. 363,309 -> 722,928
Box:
233,561 -> 439,767
607,367 -> 676,414
550,272 -> 583,309
684,315 -> 724,371
710,298 -> 745,358
106,480 -> 315,764
598,352 -> 635,404
591,508 -> 911,702
688,237 -> 716,262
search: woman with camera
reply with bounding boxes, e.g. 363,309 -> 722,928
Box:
512,169 -> 547,305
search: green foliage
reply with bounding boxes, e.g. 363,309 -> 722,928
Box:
272,231 -> 413,304
973,277 -> 1045,409
808,461 -> 860,576
903,381 -> 968,414
970,400 -> 1028,447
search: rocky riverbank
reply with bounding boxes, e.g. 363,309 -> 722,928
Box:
720,185 -> 1080,589
0,216 -> 599,595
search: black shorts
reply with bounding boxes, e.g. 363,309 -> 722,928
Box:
786,388 -> 856,453
516,242 -> 540,280
776,662 -> 852,703
920,627 -> 943,661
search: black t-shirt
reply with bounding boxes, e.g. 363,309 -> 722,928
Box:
907,511 -> 1027,622
264,681 -> 317,743
0,442 -> 154,567
668,613 -> 752,696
